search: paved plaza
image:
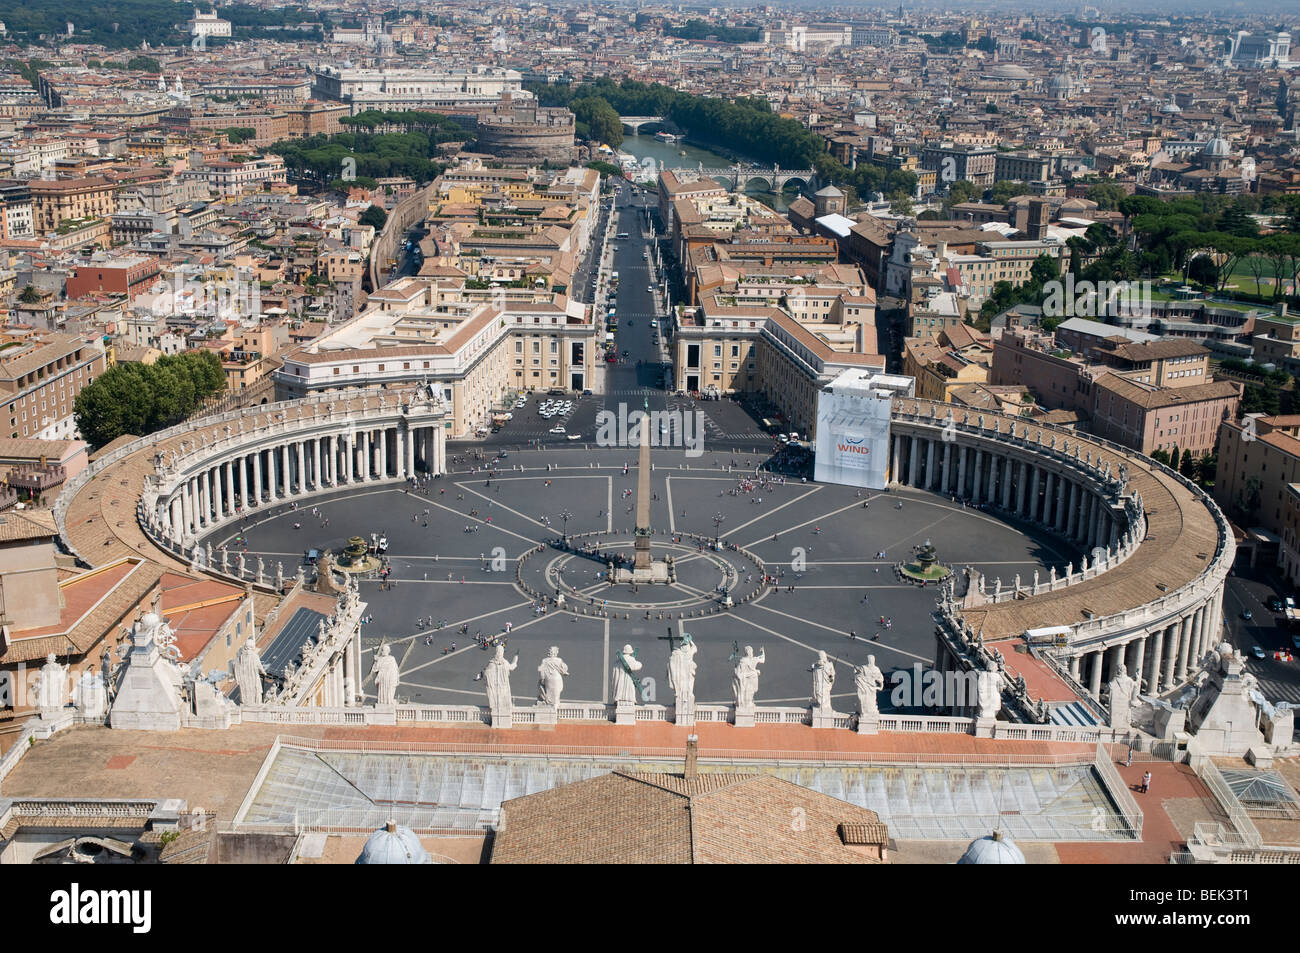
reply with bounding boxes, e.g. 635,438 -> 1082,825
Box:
205,446 -> 1079,712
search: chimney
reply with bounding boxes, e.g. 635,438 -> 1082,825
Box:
684,734 -> 699,780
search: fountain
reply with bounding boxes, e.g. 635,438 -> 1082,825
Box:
335,536 -> 380,574
901,538 -> 951,582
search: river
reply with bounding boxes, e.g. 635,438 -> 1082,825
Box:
616,133 -> 796,211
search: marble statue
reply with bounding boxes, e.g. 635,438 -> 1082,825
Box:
732,646 -> 765,710
668,634 -> 698,712
1107,662 -> 1137,730
483,644 -> 518,717
612,644 -> 642,706
977,659 -> 1001,720
235,637 -> 267,705
34,653 -> 68,711
371,643 -> 401,706
811,650 -> 835,710
855,656 -> 884,717
73,668 -> 107,719
537,646 -> 569,707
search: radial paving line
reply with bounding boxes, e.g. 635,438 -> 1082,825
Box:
742,497 -> 880,548
746,603 -> 930,663
721,484 -> 825,537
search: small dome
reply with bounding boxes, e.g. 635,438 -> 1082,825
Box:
1203,137 -> 1231,158
1049,73 -> 1073,91
958,830 -> 1026,864
1160,101 -> 1182,114
815,185 -> 844,198
356,821 -> 433,865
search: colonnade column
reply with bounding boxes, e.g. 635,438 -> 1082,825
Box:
1146,627 -> 1165,695
1016,460 -> 1028,515
238,456 -> 248,511
1066,482 -> 1080,539
908,437 -> 919,487
1176,615 -> 1195,682
1055,476 -> 1068,534
1162,623 -> 1181,692
1089,651 -> 1103,698
892,434 -> 902,483
930,440 -> 941,492
252,451 -> 263,504
1028,466 -> 1041,522
1129,636 -> 1147,690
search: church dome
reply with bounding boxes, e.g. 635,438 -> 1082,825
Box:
1203,136 -> 1231,158
958,830 -> 1026,864
1160,100 -> 1182,114
356,821 -> 433,864
1049,73 -> 1074,92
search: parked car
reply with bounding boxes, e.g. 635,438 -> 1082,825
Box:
1254,645 -> 1267,659
1269,597 -> 1284,612
567,433 -> 582,441
549,425 -> 566,434
1241,610 -> 1253,621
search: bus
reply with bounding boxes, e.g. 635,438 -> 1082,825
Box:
617,232 -> 629,239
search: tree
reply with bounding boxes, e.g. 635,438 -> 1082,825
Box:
18,284 -> 41,304
359,205 -> 388,231
1086,181 -> 1127,212
942,180 -> 980,212
125,55 -> 161,73
1235,474 -> 1263,524
988,180 -> 1030,205
1187,254 -> 1219,290
73,351 -> 225,449
569,96 -> 624,149
1179,449 -> 1196,478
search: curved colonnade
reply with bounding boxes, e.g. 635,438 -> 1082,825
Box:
890,399 -> 1233,717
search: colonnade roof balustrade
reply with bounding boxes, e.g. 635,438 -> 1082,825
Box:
892,398 -> 1231,643
56,387 -> 421,570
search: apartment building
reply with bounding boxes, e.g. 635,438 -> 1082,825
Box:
0,331 -> 107,441
28,176 -> 117,232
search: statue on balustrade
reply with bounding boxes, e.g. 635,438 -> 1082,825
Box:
537,646 -> 569,707
811,650 -> 835,710
483,644 -> 519,718
370,643 -> 401,707
235,637 -> 268,706
1107,662 -> 1137,731
732,645 -> 765,711
855,656 -> 884,718
668,634 -> 698,713
34,653 -> 68,711
612,644 -> 642,706
977,659 -> 1002,720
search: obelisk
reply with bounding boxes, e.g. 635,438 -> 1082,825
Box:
634,399 -> 652,570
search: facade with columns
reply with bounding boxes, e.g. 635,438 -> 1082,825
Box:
889,399 -> 1234,720
142,388 -> 448,556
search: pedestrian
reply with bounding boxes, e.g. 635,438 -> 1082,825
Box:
1124,747 -> 1133,768
1141,771 -> 1151,794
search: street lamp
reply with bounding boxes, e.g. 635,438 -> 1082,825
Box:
559,508 -> 573,543
712,512 -> 725,546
